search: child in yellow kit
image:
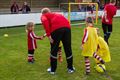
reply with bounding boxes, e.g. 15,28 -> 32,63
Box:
93,29 -> 111,73
95,29 -> 111,64
81,17 -> 105,75
58,41 -> 63,62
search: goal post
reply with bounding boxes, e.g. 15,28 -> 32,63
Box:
59,2 -> 99,25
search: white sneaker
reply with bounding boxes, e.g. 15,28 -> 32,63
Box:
47,67 -> 55,75
50,72 -> 55,75
68,67 -> 75,73
47,67 -> 51,72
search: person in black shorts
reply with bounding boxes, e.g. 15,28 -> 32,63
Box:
101,0 -> 117,44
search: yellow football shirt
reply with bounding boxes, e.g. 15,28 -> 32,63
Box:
95,36 -> 111,63
82,27 -> 98,57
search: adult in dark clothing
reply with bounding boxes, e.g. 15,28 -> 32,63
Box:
10,2 -> 19,14
41,8 -> 75,74
20,2 -> 31,14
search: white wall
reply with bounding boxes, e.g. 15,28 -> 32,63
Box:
0,13 -> 41,27
0,10 -> 120,27
115,10 -> 120,17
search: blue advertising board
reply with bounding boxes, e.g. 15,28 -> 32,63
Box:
63,12 -> 86,21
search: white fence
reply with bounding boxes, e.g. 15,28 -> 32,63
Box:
0,10 -> 120,27
0,13 -> 41,27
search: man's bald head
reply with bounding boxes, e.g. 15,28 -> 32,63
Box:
41,8 -> 51,14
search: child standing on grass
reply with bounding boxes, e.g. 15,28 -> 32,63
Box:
94,29 -> 111,70
58,41 -> 63,62
26,22 -> 43,63
81,17 -> 105,75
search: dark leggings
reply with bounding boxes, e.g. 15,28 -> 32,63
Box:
28,50 -> 34,55
102,23 -> 112,43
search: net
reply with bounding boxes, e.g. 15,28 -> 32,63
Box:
59,2 -> 99,26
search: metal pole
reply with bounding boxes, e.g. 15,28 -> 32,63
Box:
96,3 -> 98,24
68,0 -> 71,23
30,0 -> 32,8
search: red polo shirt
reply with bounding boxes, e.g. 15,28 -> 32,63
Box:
41,13 -> 70,37
102,3 -> 117,25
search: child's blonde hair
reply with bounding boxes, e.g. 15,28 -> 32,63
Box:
26,22 -> 34,32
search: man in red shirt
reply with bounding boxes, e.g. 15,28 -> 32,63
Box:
102,0 -> 117,44
41,8 -> 74,74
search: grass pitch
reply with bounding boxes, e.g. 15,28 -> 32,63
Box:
0,18 -> 120,80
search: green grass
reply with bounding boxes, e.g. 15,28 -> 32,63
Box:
0,18 -> 120,80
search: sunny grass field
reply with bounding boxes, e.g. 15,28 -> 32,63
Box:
0,18 -> 120,80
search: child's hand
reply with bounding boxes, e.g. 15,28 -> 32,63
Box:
43,33 -> 47,38
39,34 -> 46,40
80,44 -> 83,50
39,36 -> 44,40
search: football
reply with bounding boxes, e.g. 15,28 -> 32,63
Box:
95,64 -> 106,73
4,34 -> 8,37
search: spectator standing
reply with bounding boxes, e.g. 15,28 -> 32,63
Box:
20,2 -> 31,14
10,1 -> 19,14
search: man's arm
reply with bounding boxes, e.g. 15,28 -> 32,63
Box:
114,7 -> 117,16
103,5 -> 109,22
41,15 -> 54,43
41,15 -> 50,37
